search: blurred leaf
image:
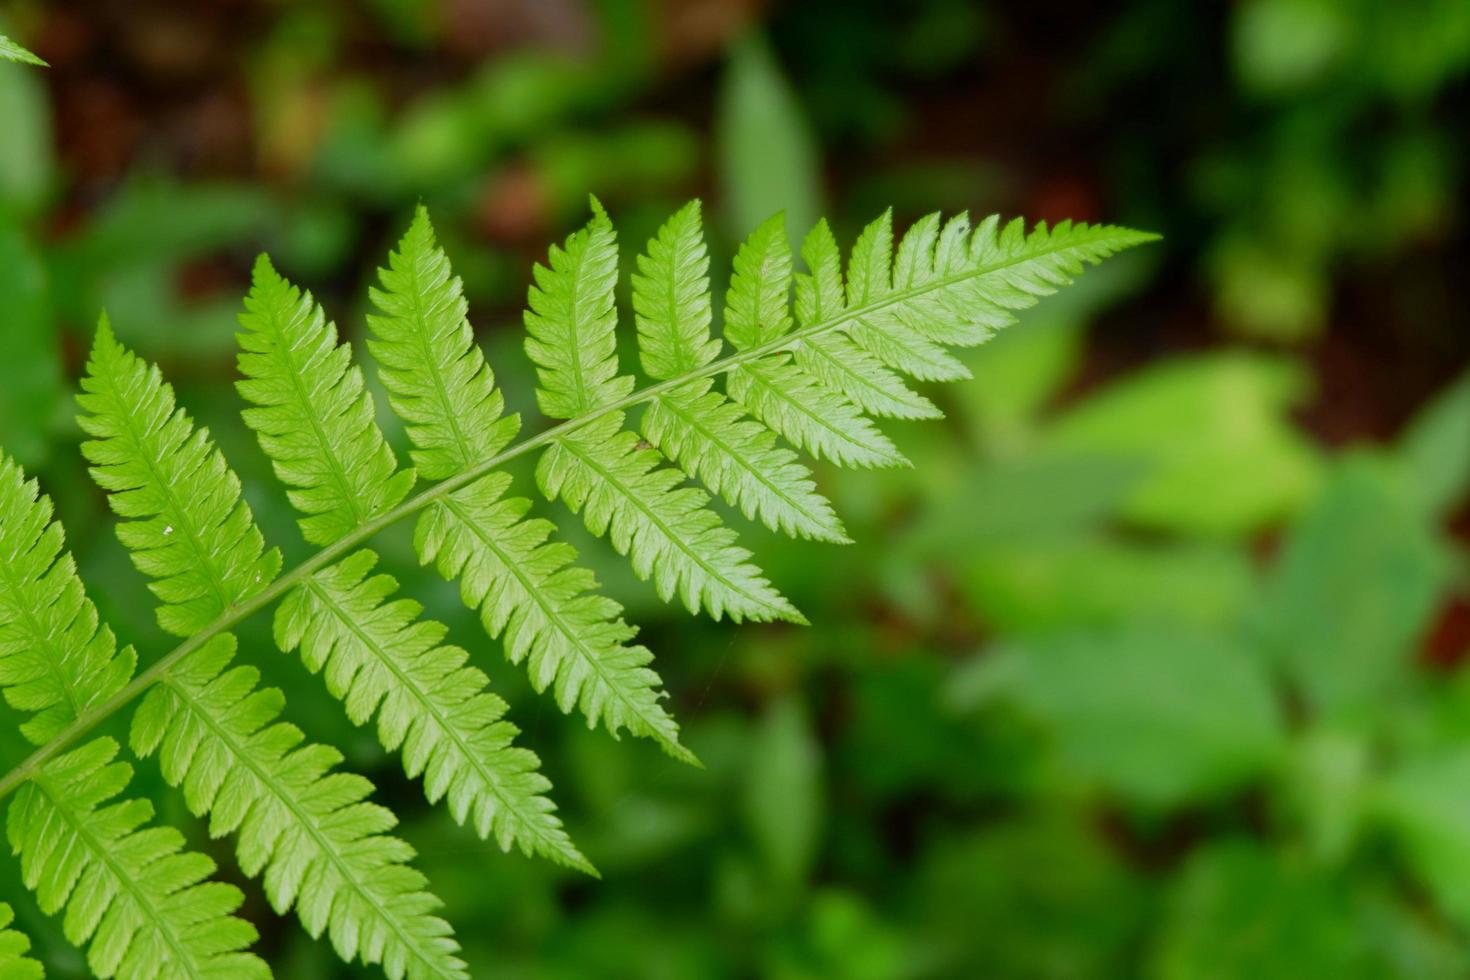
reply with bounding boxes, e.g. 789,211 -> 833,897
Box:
776,890 -> 905,980
718,35 -> 823,241
0,212 -> 56,466
958,249 -> 1156,446
1376,749 -> 1470,939
904,453 -> 1146,554
532,122 -> 700,223
998,626 -> 1284,807
744,696 -> 823,889
1150,841 -> 1368,979
916,817 -> 1145,980
1399,368 -> 1470,518
0,52 -> 53,213
1257,455 -> 1448,718
959,536 -> 1256,633
1045,353 -> 1320,535
1232,0 -> 1351,95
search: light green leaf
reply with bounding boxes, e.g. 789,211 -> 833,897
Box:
1399,367 -> 1470,517
1257,455 -> 1448,717
1045,352 -> 1321,535
717,35 -> 822,243
743,696 -> 822,886
997,626 -> 1284,806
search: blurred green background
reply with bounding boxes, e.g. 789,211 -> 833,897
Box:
1,0 -> 1469,977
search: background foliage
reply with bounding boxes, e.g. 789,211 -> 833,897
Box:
0,0 -> 1467,976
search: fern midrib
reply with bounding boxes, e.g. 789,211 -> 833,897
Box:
158,667 -> 455,979
440,494 -> 659,727
654,389 -> 833,534
0,554 -> 87,723
267,325 -> 368,531
30,776 -> 197,972
0,233 -> 1097,802
302,571 -> 584,868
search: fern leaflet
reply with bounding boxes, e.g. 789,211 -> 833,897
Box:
238,257 -> 585,872
0,451 -> 268,979
79,323 -> 466,980
0,902 -> 43,979
10,738 -> 267,980
369,208 -> 695,760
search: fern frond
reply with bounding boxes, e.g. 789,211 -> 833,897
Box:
369,211 -> 696,761
634,205 -> 847,542
76,317 -> 281,637
416,472 -> 693,762
237,257 -> 416,546
0,454 -> 266,978
722,219 -> 908,468
641,381 -> 848,542
0,35 -> 46,66
367,206 -> 520,481
0,198 -> 1151,980
727,356 -> 907,468
0,902 -> 44,979
79,325 -> 463,979
0,455 -> 136,744
529,209 -> 801,623
237,254 -> 588,870
274,550 -> 593,873
538,413 -> 803,623
791,217 -> 939,419
131,636 -> 465,980
8,738 -> 266,980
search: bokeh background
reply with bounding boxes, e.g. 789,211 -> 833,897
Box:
1,1 -> 1469,977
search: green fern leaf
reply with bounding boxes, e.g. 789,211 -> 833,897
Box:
131,636 -> 465,980
723,219 -> 907,468
76,318 -> 281,637
274,550 -> 593,872
632,200 -> 723,380
79,325 -> 464,980
241,255 -> 580,872
8,738 -> 266,980
530,209 -> 801,622
237,257 -> 416,546
524,197 -> 634,418
369,211 -> 695,761
641,381 -> 848,542
0,902 -> 44,979
0,35 -> 46,66
416,471 -> 693,762
726,356 -> 907,468
0,454 -> 264,979
721,212 -> 793,351
367,207 -> 519,481
634,204 -> 847,542
0,197 -> 1154,980
538,413 -> 803,623
0,456 -> 136,744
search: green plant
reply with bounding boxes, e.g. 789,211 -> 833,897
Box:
0,34 -> 45,67
0,199 -> 1150,977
